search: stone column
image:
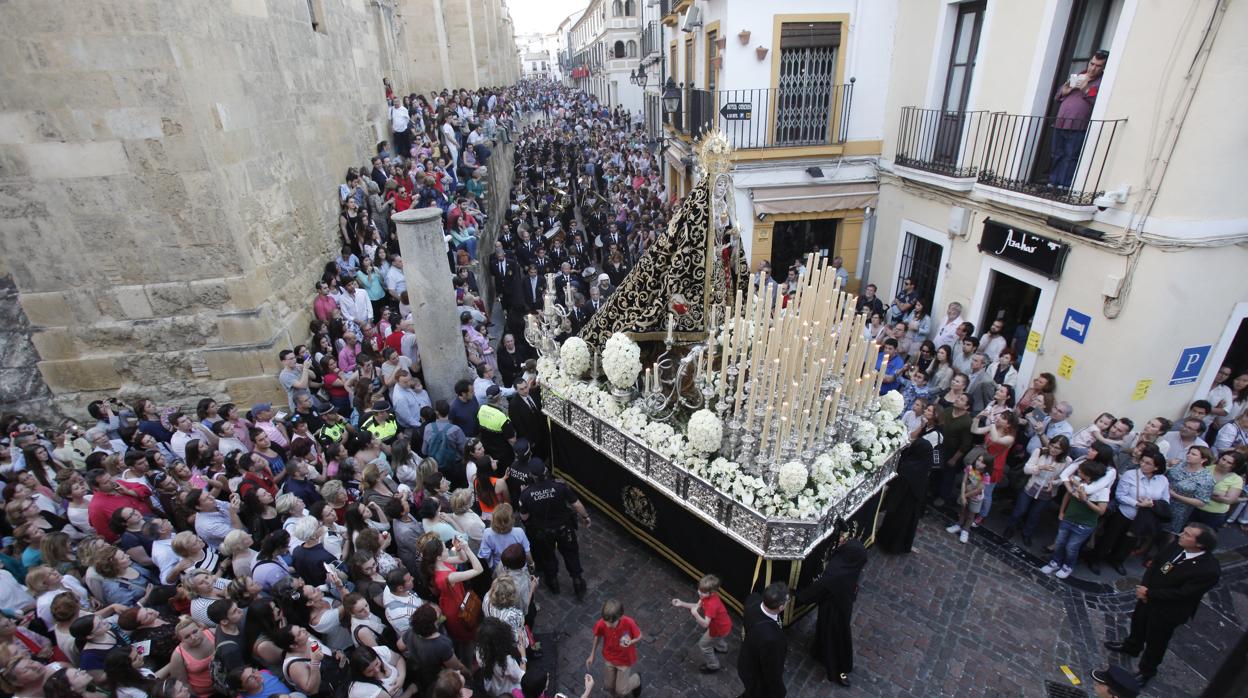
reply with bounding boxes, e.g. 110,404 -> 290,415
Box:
393,207 -> 462,404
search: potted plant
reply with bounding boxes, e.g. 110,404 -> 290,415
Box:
714,36 -> 727,51
738,29 -> 751,45
755,46 -> 768,60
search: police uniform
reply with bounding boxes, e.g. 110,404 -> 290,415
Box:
316,416 -> 348,447
505,442 -> 545,504
518,471 -> 585,595
477,392 -> 517,472
361,401 -> 399,446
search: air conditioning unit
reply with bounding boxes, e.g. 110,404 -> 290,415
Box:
681,5 -> 702,32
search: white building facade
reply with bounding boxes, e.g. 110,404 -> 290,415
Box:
872,0 -> 1248,422
568,0 -> 645,114
654,0 -> 897,292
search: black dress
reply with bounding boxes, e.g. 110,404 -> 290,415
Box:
875,435 -> 938,553
794,540 -> 868,682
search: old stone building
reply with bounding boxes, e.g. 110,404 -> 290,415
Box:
0,0 -> 518,420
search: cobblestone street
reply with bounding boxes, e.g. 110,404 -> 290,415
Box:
534,503 -> 1245,697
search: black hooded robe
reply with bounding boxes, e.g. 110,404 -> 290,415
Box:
794,540 -> 868,681
875,434 -> 938,554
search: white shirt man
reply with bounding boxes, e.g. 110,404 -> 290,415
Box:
336,280 -> 373,327
384,257 -> 406,301
391,372 -> 432,430
933,303 -> 964,349
382,576 -> 425,636
389,103 -> 410,134
979,319 -> 1008,362
170,414 -> 198,461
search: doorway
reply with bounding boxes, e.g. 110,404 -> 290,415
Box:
770,218 -> 839,281
980,270 -> 1041,364
1030,0 -> 1123,184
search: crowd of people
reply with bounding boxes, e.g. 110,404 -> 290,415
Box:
0,70 -> 1239,698
0,81 -> 637,698
848,280 -> 1238,688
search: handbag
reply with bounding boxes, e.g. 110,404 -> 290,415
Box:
458,589 -> 483,629
1151,498 -> 1173,522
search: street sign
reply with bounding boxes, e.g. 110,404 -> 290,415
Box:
1059,308 -> 1091,344
1169,345 -> 1211,385
720,102 -> 752,120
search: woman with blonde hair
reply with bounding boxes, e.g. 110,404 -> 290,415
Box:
166,531 -> 221,584
449,488 -> 485,551
38,531 -> 77,576
182,568 -> 227,626
166,617 -> 216,698
218,529 -> 257,580
483,574 -> 528,655
477,503 -> 531,571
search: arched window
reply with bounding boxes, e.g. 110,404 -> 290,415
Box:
614,40 -> 626,58
626,41 -> 638,58
612,0 -> 622,17
625,0 -> 636,15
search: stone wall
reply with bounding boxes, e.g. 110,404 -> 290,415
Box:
0,268 -> 56,423
0,0 -> 401,417
397,0 -> 520,93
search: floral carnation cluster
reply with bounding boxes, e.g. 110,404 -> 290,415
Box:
559,337 -> 591,379
686,409 -> 724,454
601,333 -> 642,390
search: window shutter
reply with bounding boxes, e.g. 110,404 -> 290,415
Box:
780,22 -> 840,49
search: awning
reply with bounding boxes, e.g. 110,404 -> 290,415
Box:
751,183 -> 879,215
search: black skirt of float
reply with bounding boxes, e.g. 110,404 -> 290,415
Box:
550,422 -> 885,622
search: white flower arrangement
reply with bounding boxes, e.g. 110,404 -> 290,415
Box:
601,332 -> 642,390
642,421 -> 676,449
777,461 -> 809,496
878,391 -> 904,419
855,421 -> 878,446
686,409 -> 724,455
560,336 -> 591,379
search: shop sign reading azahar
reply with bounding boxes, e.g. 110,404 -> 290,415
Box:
978,219 -> 1070,280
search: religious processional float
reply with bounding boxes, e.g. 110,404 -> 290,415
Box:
524,131 -> 906,560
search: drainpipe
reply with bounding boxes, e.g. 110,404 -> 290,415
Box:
1103,0 -> 1226,319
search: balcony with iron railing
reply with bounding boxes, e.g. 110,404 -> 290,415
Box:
665,83 -> 856,151
895,106 -> 1126,208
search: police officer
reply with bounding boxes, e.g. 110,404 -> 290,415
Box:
477,386 -> 517,473
315,402 -> 353,448
518,460 -> 590,599
505,438 -> 545,504
361,400 -> 399,452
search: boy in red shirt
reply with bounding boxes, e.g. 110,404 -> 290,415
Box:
672,574 -> 732,673
587,598 -> 643,697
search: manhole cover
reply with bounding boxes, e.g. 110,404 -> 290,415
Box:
1045,680 -> 1087,698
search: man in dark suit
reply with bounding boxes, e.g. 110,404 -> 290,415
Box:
508,377 -> 549,459
552,262 -> 584,302
1105,523 -> 1221,686
522,265 -> 545,312
489,248 -> 521,310
370,156 -> 389,190
738,582 -> 789,698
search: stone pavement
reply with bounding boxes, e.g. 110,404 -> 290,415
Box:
531,503 -> 1245,697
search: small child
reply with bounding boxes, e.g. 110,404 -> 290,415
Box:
587,599 -> 643,698
947,448 -> 989,543
670,574 -> 732,673
902,397 -> 928,439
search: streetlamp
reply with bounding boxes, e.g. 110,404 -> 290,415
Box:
661,76 -> 681,116
632,63 -> 648,89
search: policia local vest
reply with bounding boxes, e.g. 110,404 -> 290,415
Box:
477,404 -> 509,433
362,415 -> 399,444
